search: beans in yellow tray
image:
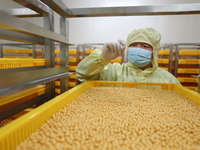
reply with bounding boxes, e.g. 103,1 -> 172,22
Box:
16,87 -> 200,150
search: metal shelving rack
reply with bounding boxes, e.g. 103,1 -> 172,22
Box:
174,43 -> 200,93
0,0 -> 71,121
0,0 -> 200,122
158,43 -> 174,74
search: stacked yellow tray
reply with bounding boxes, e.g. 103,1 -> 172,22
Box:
179,50 -> 200,56
178,68 -> 199,74
69,66 -> 76,71
156,59 -> 169,64
157,49 -> 171,71
3,49 -> 42,54
178,59 -> 200,64
55,81 -> 77,87
177,49 -> 200,91
85,49 -> 95,54
178,50 -> 200,64
54,49 -> 77,55
2,49 -> 43,59
177,77 -> 198,83
55,57 -> 79,63
0,85 -> 45,110
54,49 -> 79,94
158,49 -> 170,55
0,58 -> 45,69
0,85 -> 45,128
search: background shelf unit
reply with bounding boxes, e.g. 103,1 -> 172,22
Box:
174,44 -> 200,92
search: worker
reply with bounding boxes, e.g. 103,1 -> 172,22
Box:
76,27 -> 180,84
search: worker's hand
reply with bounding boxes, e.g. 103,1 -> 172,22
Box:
102,39 -> 125,61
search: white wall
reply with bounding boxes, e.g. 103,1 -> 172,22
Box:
69,15 -> 200,44
1,0 -> 200,45
63,0 -> 200,8
63,0 -> 200,44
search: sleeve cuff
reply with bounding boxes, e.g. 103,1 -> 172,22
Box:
98,52 -> 110,65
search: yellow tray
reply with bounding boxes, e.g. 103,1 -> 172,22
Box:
55,81 -> 76,87
54,57 -> 60,62
69,57 -> 77,63
69,74 -> 76,79
0,81 -> 200,150
156,59 -> 169,64
69,82 -> 76,87
3,56 -> 34,59
2,49 -> 42,54
0,85 -> 45,110
158,50 -> 170,55
178,59 -> 200,64
179,50 -> 200,56
54,49 -> 77,55
56,57 -> 78,62
55,81 -> 60,86
54,49 -> 60,54
0,58 -> 45,69
55,88 -> 60,94
178,68 -> 200,74
178,77 -> 198,83
0,109 -> 33,128
69,49 -> 77,55
69,66 -> 76,71
85,49 -> 94,54
10,108 -> 35,120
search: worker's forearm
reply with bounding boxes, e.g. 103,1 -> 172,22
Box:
76,49 -> 109,82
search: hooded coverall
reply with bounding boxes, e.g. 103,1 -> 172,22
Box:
76,27 -> 180,84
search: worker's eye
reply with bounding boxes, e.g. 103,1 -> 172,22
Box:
143,44 -> 151,48
129,44 -> 136,47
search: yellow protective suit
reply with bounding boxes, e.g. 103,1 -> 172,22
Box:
76,27 -> 180,84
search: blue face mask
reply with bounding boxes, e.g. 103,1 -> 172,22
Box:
127,47 -> 152,67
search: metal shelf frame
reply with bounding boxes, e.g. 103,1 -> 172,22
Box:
0,0 -> 70,97
4,2 -> 200,18
0,0 -> 70,121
